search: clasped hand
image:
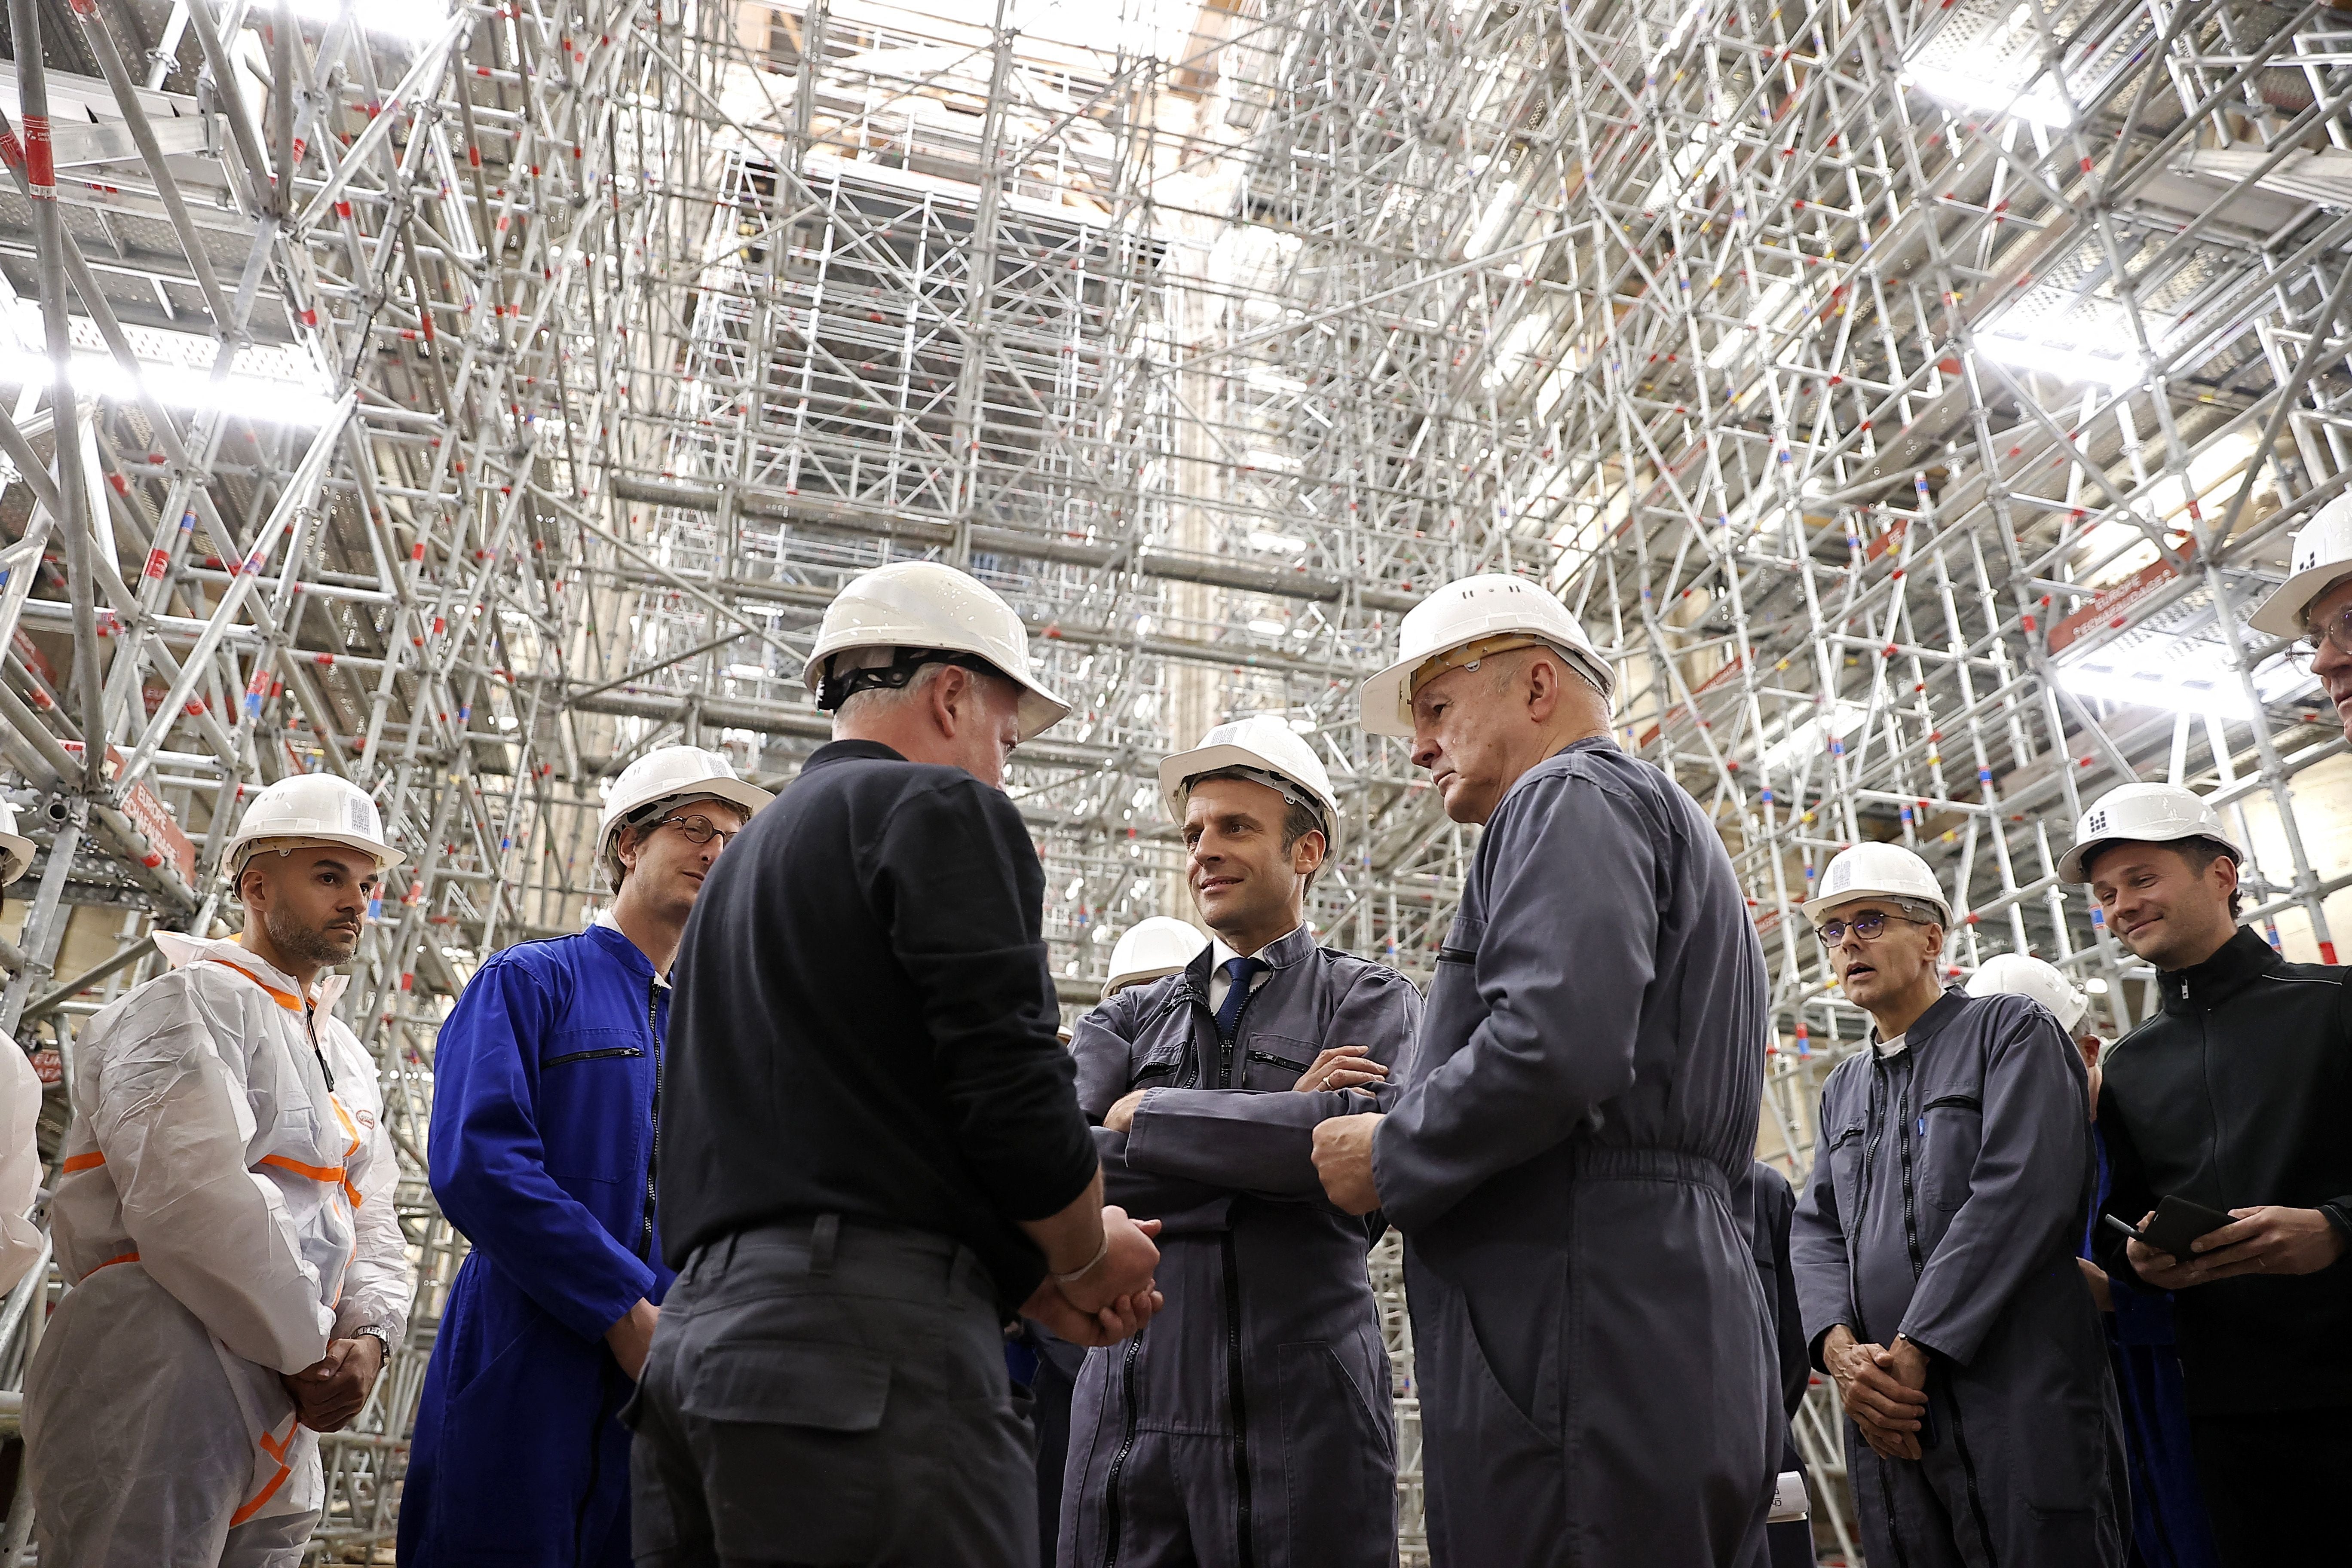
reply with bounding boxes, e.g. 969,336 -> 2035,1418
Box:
281,1335 -> 385,1433
1822,1326 -> 1929,1461
1021,1206 -> 1164,1348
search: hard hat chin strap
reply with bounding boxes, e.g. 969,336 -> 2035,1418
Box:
817,647 -> 1003,712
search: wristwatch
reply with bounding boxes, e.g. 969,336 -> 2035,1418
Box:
351,1325 -> 394,1363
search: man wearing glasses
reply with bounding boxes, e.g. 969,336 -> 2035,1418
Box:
1788,842 -> 2124,1568
400,747 -> 771,1568
2252,494 -> 2352,743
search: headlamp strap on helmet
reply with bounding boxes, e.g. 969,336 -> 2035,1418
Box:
816,648 -> 1000,712
1407,633 -> 1553,701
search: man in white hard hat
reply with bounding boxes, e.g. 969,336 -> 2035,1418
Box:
25,774 -> 411,1566
1060,715 -> 1421,1568
2251,493 -> 2352,741
1966,952 -> 2224,1567
401,746 -> 769,1567
1789,844 -> 2124,1567
2069,781 -> 2352,1565
0,801 -> 46,1298
639,561 -> 1163,1567
1310,573 -> 1779,1565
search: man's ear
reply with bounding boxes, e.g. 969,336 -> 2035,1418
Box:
927,664 -> 973,734
1523,652 -> 1563,723
1292,829 -> 1327,878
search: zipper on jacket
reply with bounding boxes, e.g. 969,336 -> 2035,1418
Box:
638,979 -> 662,1260
1895,1069 -> 1924,1281
1218,981 -> 1264,1088
1246,1048 -> 1309,1074
1099,1327 -> 1148,1567
544,1046 -> 646,1068
1221,1229 -> 1255,1567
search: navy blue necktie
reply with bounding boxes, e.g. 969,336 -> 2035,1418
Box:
1215,956 -> 1265,1043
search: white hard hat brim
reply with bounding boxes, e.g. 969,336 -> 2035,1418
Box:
629,778 -> 775,823
802,639 -> 1072,743
1105,962 -> 1188,995
0,830 -> 32,886
1158,741 -> 1339,836
2057,827 -> 2241,885
1800,885 -> 1952,927
228,832 -> 407,880
2250,560 -> 2352,637
1359,635 -> 1614,738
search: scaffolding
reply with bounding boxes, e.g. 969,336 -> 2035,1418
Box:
0,0 -> 2349,1558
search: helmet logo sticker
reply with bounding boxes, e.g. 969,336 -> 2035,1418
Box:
2088,810 -> 2106,833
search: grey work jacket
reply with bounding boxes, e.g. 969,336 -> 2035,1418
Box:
1790,988 -> 2124,1562
1062,923 -> 1421,1568
1370,738 -> 1779,1567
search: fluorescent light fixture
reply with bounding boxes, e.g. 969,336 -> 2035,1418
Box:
1243,449 -> 1298,472
1707,279 -> 1800,371
1247,529 -> 1308,554
1248,618 -> 1287,637
1760,700 -> 1869,775
1464,180 -> 1520,260
1248,369 -> 1309,395
1976,331 -> 2140,387
726,662 -> 767,679
1902,63 -> 2073,126
0,306 -> 337,424
2059,664 -> 2254,719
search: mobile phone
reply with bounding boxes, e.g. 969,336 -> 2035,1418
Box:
2141,1195 -> 2236,1259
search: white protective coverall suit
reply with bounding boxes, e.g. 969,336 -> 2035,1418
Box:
25,931 -> 410,1566
0,1038 -> 45,1294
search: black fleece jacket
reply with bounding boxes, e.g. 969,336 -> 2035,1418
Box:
660,740 -> 1099,1313
2095,925 -> 2352,1415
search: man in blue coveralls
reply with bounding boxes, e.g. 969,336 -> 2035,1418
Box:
398,746 -> 769,1568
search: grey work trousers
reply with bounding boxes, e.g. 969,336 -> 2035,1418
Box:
625,1216 -> 1034,1568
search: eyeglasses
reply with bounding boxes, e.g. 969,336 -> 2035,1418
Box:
2294,601 -> 2352,665
1814,910 -> 1927,947
657,813 -> 738,848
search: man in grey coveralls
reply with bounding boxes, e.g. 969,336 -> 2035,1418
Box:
1789,841 -> 2125,1567
1064,715 -> 1420,1568
1311,574 -> 1779,1566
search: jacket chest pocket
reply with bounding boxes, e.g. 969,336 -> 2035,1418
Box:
539,1028 -> 646,1185
1918,1096 -> 1982,1212
1240,1035 -> 1317,1090
1130,1034 -> 1185,1092
1418,911 -> 1487,1080
1826,1119 -> 1869,1225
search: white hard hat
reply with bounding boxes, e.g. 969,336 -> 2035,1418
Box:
1803,841 -> 1952,927
2058,781 -> 2243,883
1965,952 -> 2089,1034
0,800 -> 32,885
802,561 -> 1070,743
222,774 -> 404,884
1105,916 -> 1207,995
1359,574 -> 1614,738
1159,715 -> 1340,847
598,746 -> 773,882
2250,494 -> 2352,637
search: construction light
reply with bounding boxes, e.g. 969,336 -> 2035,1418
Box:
0,309 -> 340,425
